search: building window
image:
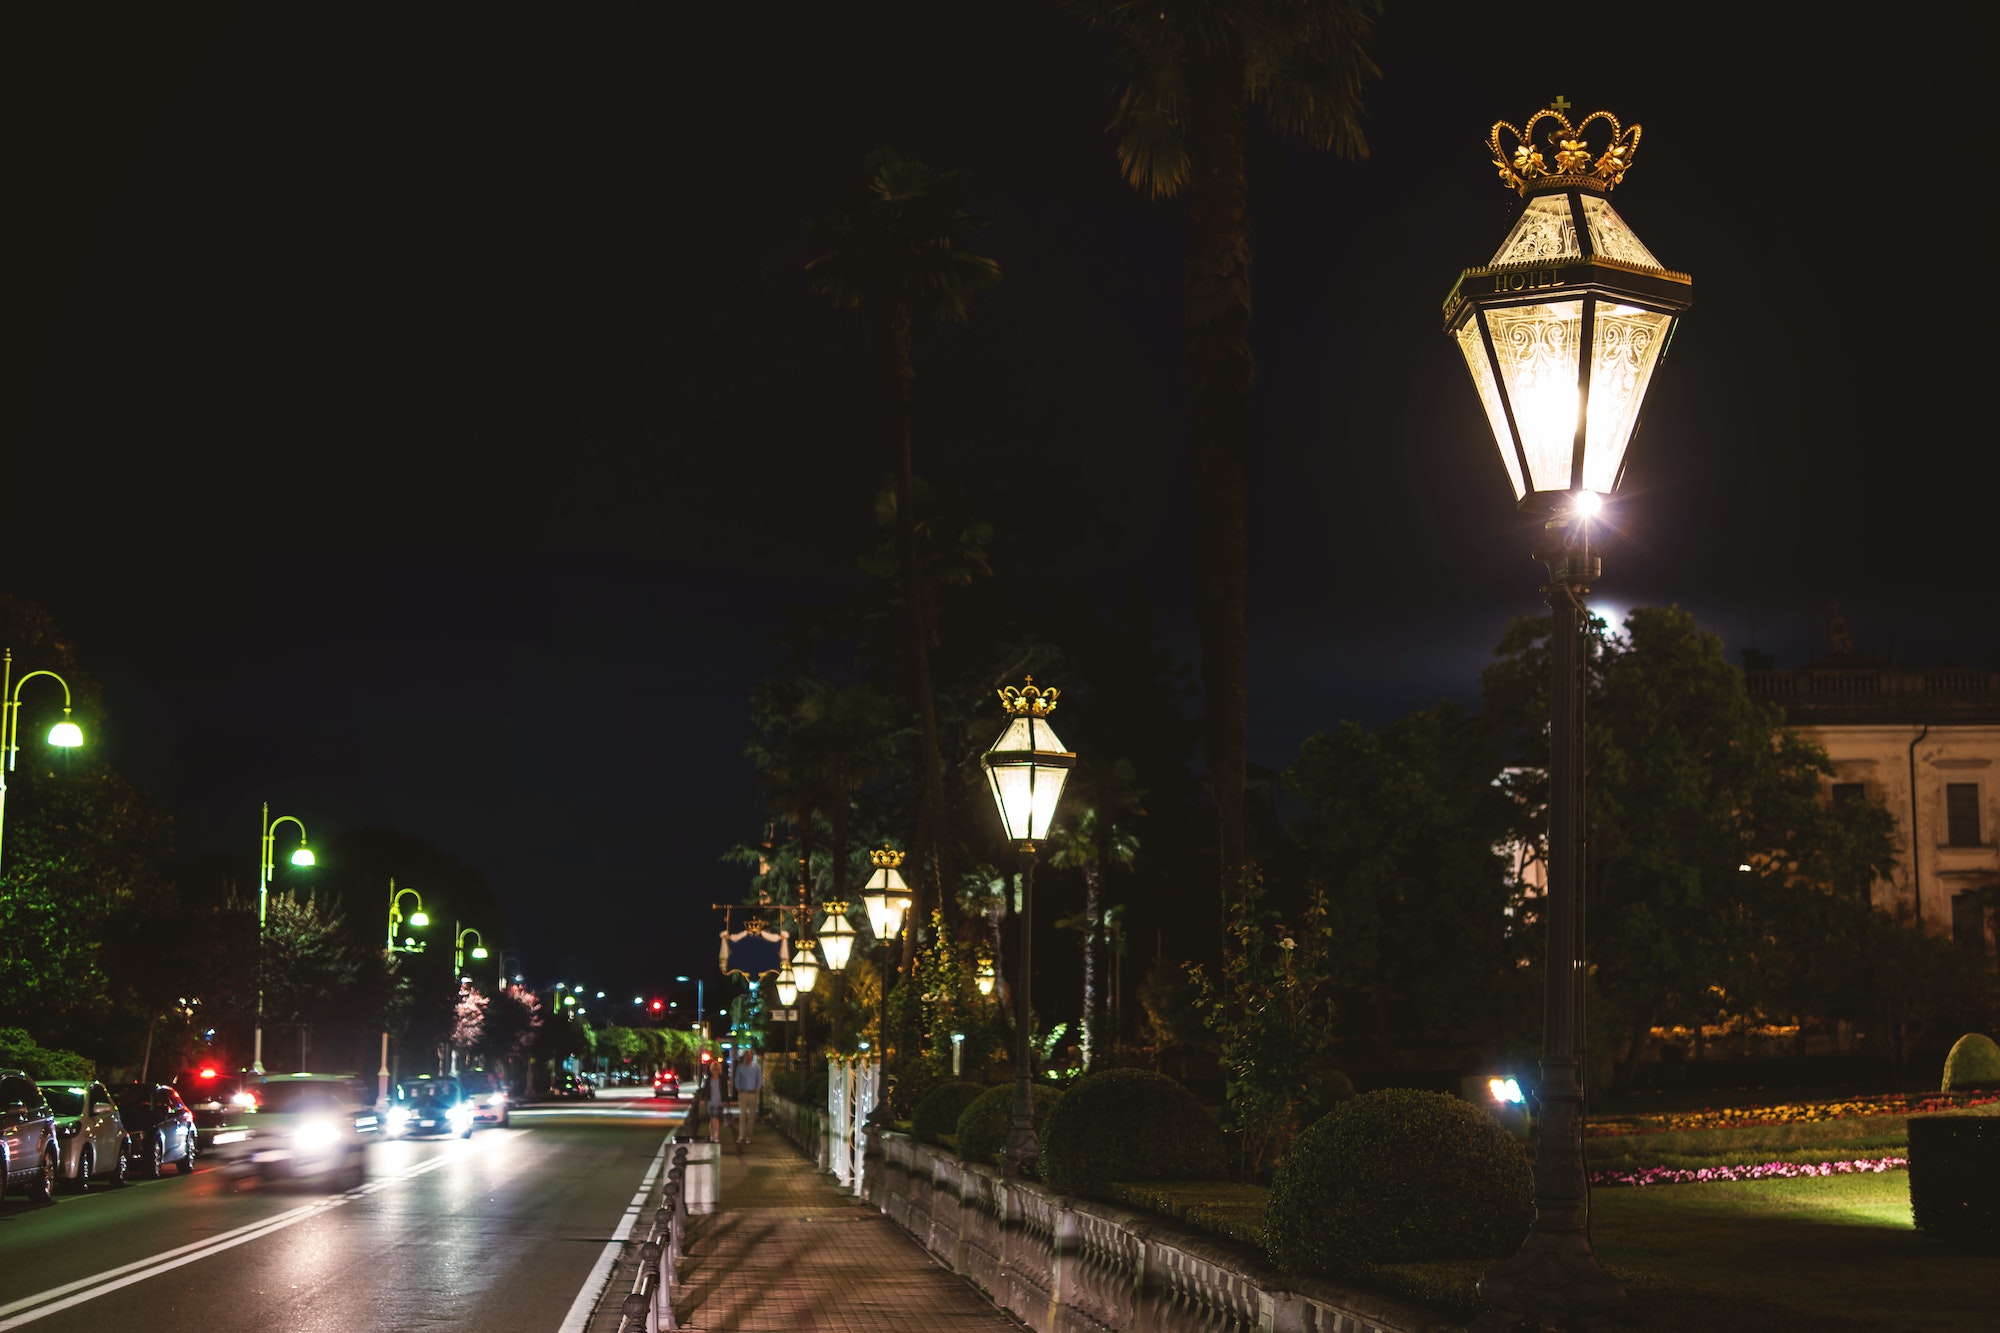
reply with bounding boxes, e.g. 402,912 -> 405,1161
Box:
1952,892 -> 1990,955
1831,782 -> 1865,807
1945,783 -> 1982,846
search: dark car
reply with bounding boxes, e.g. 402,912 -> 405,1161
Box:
652,1070 -> 680,1099
385,1076 -> 476,1138
1,1069 -> 59,1205
109,1083 -> 199,1178
174,1066 -> 257,1151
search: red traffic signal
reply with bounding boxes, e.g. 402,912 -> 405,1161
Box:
650,998 -> 663,1012
700,1050 -> 711,1064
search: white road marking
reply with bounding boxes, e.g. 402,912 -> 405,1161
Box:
553,1136 -> 671,1333
0,1153 -> 457,1328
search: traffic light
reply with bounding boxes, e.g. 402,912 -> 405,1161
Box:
650,998 -> 663,1013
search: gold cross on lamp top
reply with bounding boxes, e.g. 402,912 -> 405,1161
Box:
1550,94 -> 1572,115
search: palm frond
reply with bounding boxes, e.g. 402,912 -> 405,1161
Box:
1243,0 -> 1380,156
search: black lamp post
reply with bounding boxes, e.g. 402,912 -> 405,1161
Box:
980,677 -> 1075,1177
1445,101 -> 1691,1331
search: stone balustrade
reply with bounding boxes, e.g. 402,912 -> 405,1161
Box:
764,1093 -> 1463,1333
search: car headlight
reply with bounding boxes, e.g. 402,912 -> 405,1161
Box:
485,1092 -> 505,1106
447,1103 -> 475,1126
294,1119 -> 341,1149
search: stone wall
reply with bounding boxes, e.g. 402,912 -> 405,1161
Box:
764,1094 -> 1463,1333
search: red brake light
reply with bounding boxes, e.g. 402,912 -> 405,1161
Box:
199,1068 -> 218,1080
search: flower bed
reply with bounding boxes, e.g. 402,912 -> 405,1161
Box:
1591,1154 -> 1908,1188
1589,1090 -> 1998,1136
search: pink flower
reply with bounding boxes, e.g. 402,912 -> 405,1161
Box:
1590,1156 -> 1909,1188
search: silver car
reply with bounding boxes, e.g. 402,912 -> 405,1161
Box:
210,1075 -> 369,1190
48,1081 -> 127,1190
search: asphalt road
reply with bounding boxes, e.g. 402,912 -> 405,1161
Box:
0,1092 -> 684,1332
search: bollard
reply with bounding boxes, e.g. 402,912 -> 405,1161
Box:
621,1291 -> 650,1327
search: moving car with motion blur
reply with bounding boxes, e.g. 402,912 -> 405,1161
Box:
48,1080 -> 127,1190
457,1068 -> 511,1128
384,1076 -> 477,1138
109,1082 -> 199,1178
0,1069 -> 59,1204
174,1066 -> 257,1153
652,1069 -> 680,1098
207,1074 -> 369,1189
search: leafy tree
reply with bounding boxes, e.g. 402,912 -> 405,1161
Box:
472,984 -> 539,1091
807,149 -> 1001,941
253,888 -> 391,1072
1062,0 -> 1379,882
1482,606 -> 1900,1092
1189,870 -> 1337,1178
1286,704 -> 1532,1052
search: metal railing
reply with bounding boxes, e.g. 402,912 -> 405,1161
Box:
617,1140 -> 691,1333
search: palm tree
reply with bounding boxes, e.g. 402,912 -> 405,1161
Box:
1061,1 -> 1378,882
807,150 -> 1001,950
792,681 -> 901,912
1047,760 -> 1145,1070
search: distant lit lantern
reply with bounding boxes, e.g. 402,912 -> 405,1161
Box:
981,678 -> 1075,846
1442,104 -> 1691,513
471,945 -> 488,960
47,716 -> 83,748
860,849 -> 913,941
410,909 -> 429,928
290,843 -> 316,867
775,966 -> 798,1007
819,902 -> 856,972
976,958 -> 995,996
790,940 -> 821,994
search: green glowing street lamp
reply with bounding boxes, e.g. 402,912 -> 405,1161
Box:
455,923 -> 488,976
0,648 -> 85,875
1443,100 -> 1692,1330
255,802 -> 315,1074
981,677 -> 1074,1177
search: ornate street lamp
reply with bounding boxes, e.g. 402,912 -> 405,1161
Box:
819,902 -> 857,972
980,676 -> 1074,1176
860,849 -> 913,942
1444,101 -> 1692,1330
976,957 -> 995,997
775,965 -> 798,1008
790,939 -> 821,995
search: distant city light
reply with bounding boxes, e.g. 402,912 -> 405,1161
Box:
1488,1077 -> 1525,1105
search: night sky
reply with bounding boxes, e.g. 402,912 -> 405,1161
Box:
11,3 -> 1991,998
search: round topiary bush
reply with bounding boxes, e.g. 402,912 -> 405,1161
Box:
956,1082 -> 1064,1176
912,1080 -> 985,1145
1942,1033 -> 2000,1092
1040,1068 -> 1227,1197
1265,1088 -> 1533,1278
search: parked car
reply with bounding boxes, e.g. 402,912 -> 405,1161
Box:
652,1070 -> 680,1099
457,1068 -> 510,1128
207,1075 -> 368,1189
384,1076 -> 476,1138
47,1080 -> 128,1190
549,1072 -> 596,1101
109,1082 -> 200,1178
0,1070 -> 59,1205
173,1066 -> 257,1152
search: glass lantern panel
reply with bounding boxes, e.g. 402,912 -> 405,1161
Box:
1489,195 -> 1578,266
1027,762 -> 1072,841
1583,304 -> 1674,492
1579,196 -> 1661,269
1484,298 -> 1587,493
1457,321 -> 1525,500
987,761 -> 1037,842
821,920 -> 854,971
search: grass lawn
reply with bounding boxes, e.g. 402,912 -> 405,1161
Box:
1592,1170 -> 1999,1332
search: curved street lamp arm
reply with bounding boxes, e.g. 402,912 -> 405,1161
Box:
4,669 -> 77,771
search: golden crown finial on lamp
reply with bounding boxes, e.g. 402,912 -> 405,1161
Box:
869,847 -> 906,869
997,675 -> 1059,717
1488,101 -> 1642,196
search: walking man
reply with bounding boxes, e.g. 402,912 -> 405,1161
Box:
733,1048 -> 762,1147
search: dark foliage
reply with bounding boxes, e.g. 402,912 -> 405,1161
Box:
955,1082 -> 1064,1176
912,1079 -> 984,1144
1264,1088 -> 1531,1276
1041,1067 -> 1227,1197
1907,1112 -> 2000,1248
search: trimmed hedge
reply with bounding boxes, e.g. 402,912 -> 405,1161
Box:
1908,1111 -> 2000,1247
1041,1068 -> 1227,1197
956,1082 -> 1064,1177
913,1080 -> 985,1145
1941,1032 -> 2000,1092
1264,1088 -> 1532,1278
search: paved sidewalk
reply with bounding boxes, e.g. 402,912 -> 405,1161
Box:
671,1133 -> 1025,1332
